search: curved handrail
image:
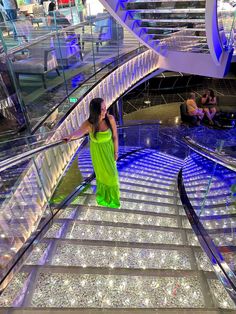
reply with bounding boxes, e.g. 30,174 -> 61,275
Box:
32,45 -> 147,133
183,136 -> 236,172
178,169 -> 236,303
0,122 -> 160,172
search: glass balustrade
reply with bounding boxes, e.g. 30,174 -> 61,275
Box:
0,1 -> 141,136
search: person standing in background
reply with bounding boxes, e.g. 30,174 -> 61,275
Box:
2,0 -> 18,21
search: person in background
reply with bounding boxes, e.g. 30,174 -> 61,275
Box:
201,89 -> 217,125
64,98 -> 120,208
186,92 -> 204,122
2,0 -> 17,21
47,0 -> 70,27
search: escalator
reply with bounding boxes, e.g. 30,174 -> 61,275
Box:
0,124 -> 235,312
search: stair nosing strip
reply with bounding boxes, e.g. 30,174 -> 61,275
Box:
56,219 -> 184,232
67,203 -> 183,210
119,181 -> 177,191
21,265 -> 215,278
40,238 -> 202,251
89,186 -> 177,199
83,196 -> 182,207
67,204 -> 185,218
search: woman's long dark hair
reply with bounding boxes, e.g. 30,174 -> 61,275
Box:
88,98 -> 112,138
209,89 -> 215,98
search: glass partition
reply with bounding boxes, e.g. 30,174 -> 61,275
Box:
217,0 -> 236,49
0,135 -> 82,291
0,1 -> 141,135
182,139 -> 236,276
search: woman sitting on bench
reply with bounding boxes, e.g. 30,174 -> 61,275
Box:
201,89 -> 217,125
186,92 -> 204,122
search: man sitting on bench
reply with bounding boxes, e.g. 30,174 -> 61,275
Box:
186,92 -> 204,122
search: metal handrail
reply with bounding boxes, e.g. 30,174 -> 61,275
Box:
0,13 -> 112,58
32,45 -> 146,133
183,136 -> 236,172
0,122 -> 160,172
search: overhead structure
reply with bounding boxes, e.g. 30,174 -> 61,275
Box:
99,0 -> 234,77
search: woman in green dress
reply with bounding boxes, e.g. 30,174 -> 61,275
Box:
65,98 -> 120,208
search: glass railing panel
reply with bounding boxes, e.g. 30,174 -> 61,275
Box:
0,155 -> 50,286
0,4 -> 141,134
0,133 -> 53,162
182,139 -> 236,275
217,0 -> 236,49
34,43 -> 146,137
0,135 -> 83,289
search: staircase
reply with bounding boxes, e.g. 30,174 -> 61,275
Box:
0,147 -> 235,312
99,0 -> 233,77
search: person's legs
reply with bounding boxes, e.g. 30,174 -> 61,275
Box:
203,108 -> 213,124
210,107 -> 216,120
197,108 -> 204,120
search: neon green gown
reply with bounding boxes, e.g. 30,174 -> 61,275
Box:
89,129 -> 120,208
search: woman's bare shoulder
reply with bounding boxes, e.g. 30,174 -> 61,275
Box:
107,114 -> 115,120
107,114 -> 116,123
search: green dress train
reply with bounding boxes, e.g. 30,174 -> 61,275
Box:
89,128 -> 120,208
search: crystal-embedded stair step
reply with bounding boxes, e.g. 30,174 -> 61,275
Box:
119,179 -> 177,192
24,270 -> 214,308
131,160 -> 181,173
49,243 -> 193,270
119,170 -> 176,185
119,185 -> 176,196
71,203 -> 184,217
89,186 -> 178,202
119,178 -> 175,190
120,167 -> 176,180
63,222 -> 185,245
0,309 -> 230,314
56,219 -> 182,233
128,163 -> 180,175
74,207 -> 180,227
81,195 -> 182,213
28,238 -> 213,271
72,197 -> 181,215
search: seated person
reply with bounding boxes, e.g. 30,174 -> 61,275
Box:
201,89 -> 217,125
47,1 -> 70,27
186,92 -> 204,121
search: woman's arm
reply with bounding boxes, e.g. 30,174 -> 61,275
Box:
64,120 -> 92,141
108,115 -> 119,161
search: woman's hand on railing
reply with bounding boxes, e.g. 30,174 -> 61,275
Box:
62,136 -> 72,143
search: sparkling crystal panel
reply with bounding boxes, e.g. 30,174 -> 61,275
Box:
26,243 -> 48,265
52,244 -> 192,270
194,251 -> 213,272
31,273 -> 205,308
208,279 -> 236,309
0,272 -> 28,307
65,224 -> 183,245
78,209 -> 178,227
